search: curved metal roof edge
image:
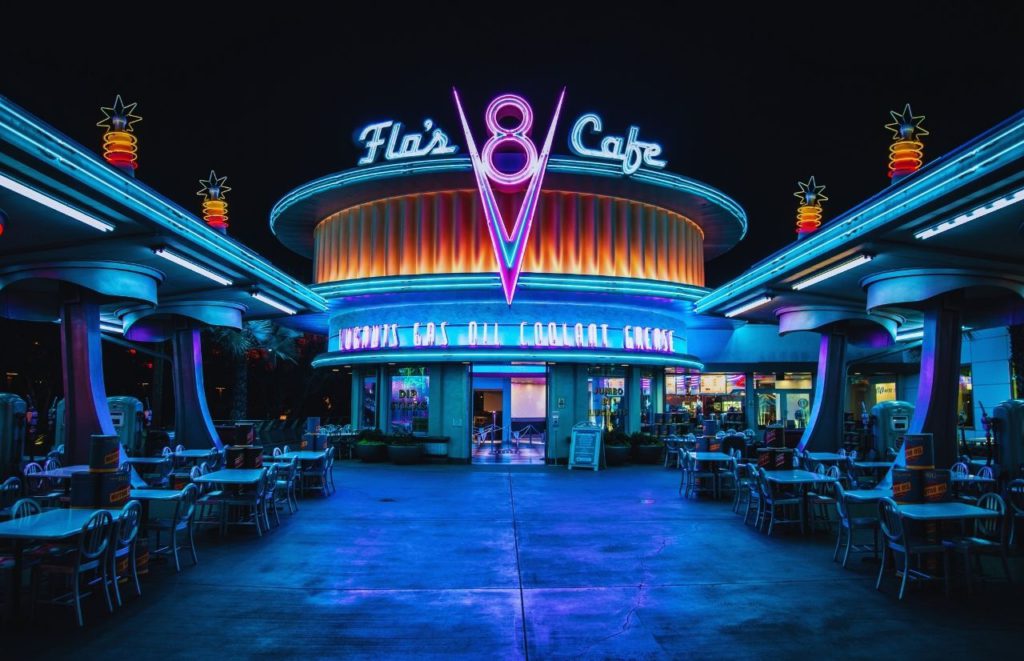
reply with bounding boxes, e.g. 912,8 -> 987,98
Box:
0,94 -> 326,312
695,107 -> 1024,314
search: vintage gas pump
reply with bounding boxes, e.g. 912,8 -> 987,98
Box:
0,393 -> 27,476
107,396 -> 144,455
871,400 -> 914,457
993,400 -> 1024,478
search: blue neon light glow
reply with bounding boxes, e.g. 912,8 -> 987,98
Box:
311,273 -> 708,301
0,98 -> 326,312
695,109 -> 1024,313
312,349 -> 704,369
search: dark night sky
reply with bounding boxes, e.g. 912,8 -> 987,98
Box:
2,3 -> 1023,288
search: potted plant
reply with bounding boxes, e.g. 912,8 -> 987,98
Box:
355,428 -> 388,463
632,432 -> 664,464
387,432 -> 423,465
604,431 -> 632,466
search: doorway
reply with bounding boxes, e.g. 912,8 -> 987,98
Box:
471,365 -> 547,465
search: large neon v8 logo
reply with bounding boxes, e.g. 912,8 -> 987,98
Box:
453,89 -> 566,305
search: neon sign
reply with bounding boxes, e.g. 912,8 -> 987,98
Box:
337,320 -> 676,354
453,89 -> 566,305
357,119 -> 458,165
569,113 -> 666,175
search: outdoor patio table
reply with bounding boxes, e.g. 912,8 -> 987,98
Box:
764,470 -> 835,485
276,451 -> 326,462
192,469 -> 264,486
690,452 -> 732,462
126,488 -> 181,534
124,457 -> 172,466
0,507 -> 122,615
34,464 -> 89,479
171,449 -> 217,465
895,502 -> 999,521
845,488 -> 894,503
805,452 -> 845,463
852,461 -> 892,470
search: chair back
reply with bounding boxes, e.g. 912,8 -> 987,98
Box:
189,466 -> 202,483
12,497 -> 41,519
756,467 -> 771,498
175,444 -> 185,453
199,461 -> 209,475
877,497 -> 904,544
161,446 -> 172,458
849,449 -> 858,461
974,492 -> 1007,543
272,447 -> 282,457
814,463 -> 825,476
265,464 -> 279,489
23,462 -> 48,493
1008,479 -> 1024,515
116,500 -> 142,546
951,462 -> 969,477
177,484 -> 199,525
78,510 -> 113,562
0,476 -> 21,507
976,465 -> 994,480
282,445 -> 291,454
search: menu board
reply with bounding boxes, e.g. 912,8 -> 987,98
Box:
700,374 -> 727,394
569,425 -> 604,471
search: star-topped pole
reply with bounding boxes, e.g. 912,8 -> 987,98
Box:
97,94 -> 142,175
794,176 -> 828,239
885,103 -> 928,182
197,170 -> 231,233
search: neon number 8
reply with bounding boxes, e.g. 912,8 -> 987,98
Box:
480,94 -> 539,191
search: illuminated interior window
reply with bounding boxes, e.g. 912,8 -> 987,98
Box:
390,367 -> 429,435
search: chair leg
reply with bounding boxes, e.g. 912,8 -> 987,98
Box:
1001,550 -> 1013,585
101,562 -> 114,613
131,545 -> 141,597
172,529 -> 181,573
842,528 -> 853,568
876,545 -> 887,591
254,505 -> 263,537
898,552 -> 909,600
768,504 -> 776,536
111,554 -> 123,607
833,526 -> 843,562
73,574 -> 84,627
188,524 -> 198,566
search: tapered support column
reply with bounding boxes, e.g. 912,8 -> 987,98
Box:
171,328 -> 222,450
798,331 -> 847,452
59,286 -> 116,466
909,303 -> 962,469
744,371 -> 758,431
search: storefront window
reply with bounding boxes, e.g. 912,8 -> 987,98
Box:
588,366 -> 627,433
640,373 -> 653,425
958,365 -> 974,428
390,367 -> 429,435
755,372 -> 812,429
361,375 -> 377,428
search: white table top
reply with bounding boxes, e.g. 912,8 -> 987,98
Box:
951,474 -> 995,483
172,449 -> 218,458
853,461 -> 893,469
127,489 -> 182,501
805,452 -> 845,461
765,470 -> 836,484
0,508 -> 121,540
32,465 -> 89,479
897,502 -> 1000,521
193,469 -> 265,485
689,452 -> 733,462
124,457 -> 172,465
276,451 -> 326,461
845,489 -> 894,502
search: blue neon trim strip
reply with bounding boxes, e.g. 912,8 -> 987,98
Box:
312,349 -> 704,369
269,156 -> 747,240
0,96 -> 327,312
695,109 -> 1024,314
310,273 -> 708,300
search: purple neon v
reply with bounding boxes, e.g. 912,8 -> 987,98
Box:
452,88 -> 566,305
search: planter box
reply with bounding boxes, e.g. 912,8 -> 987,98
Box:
634,444 -> 663,464
605,445 -> 631,467
420,438 -> 449,458
388,444 -> 423,465
356,443 -> 388,463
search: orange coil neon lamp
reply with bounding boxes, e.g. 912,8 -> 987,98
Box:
197,170 -> 231,233
886,103 -> 927,181
97,95 -> 141,173
794,176 -> 828,239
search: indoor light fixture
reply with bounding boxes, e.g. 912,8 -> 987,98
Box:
791,254 -> 873,291
914,186 -> 1024,239
250,290 -> 297,315
724,296 -> 773,318
0,172 -> 113,232
895,330 -> 924,342
154,248 -> 233,286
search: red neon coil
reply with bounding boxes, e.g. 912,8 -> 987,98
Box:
888,140 -> 924,178
796,204 -> 822,234
102,130 -> 138,169
202,199 -> 229,230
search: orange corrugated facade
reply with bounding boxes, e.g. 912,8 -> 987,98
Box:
313,190 -> 704,286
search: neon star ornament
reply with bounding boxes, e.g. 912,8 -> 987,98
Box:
197,170 -> 232,233
97,95 -> 142,174
453,88 -> 566,304
886,103 -> 928,181
794,176 -> 828,238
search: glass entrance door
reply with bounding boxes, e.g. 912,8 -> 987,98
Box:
471,365 -> 547,465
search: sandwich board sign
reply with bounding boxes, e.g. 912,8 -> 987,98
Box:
569,422 -> 604,471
